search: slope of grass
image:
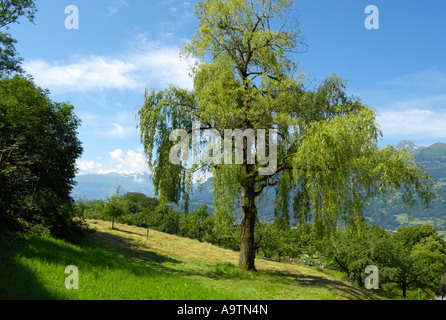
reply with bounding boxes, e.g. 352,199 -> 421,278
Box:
0,219 -> 379,300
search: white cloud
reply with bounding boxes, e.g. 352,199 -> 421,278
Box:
105,123 -> 137,138
384,70 -> 446,91
377,108 -> 446,142
109,148 -> 149,174
76,149 -> 149,175
391,94 -> 446,110
23,36 -> 194,94
359,71 -> 446,145
76,160 -> 104,175
25,57 -> 140,92
107,0 -> 129,16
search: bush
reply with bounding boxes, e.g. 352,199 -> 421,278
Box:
0,75 -> 83,240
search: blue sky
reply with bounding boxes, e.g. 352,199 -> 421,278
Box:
8,0 -> 446,175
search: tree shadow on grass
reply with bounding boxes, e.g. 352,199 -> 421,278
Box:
90,226 -> 379,300
0,230 -> 181,300
0,237 -> 57,300
263,269 -> 379,300
110,226 -> 145,237
90,229 -> 181,266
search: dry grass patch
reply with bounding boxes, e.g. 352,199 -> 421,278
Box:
86,219 -> 379,300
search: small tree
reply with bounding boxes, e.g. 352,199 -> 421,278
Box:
209,206 -> 237,248
180,204 -> 212,242
436,276 -> 446,300
256,221 -> 298,260
136,207 -> 161,238
154,203 -> 181,235
384,225 -> 446,298
321,223 -> 392,286
102,187 -> 125,229
74,196 -> 90,218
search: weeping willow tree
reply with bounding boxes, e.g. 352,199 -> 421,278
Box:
138,0 -> 437,271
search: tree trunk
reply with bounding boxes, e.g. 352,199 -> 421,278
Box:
239,182 -> 257,271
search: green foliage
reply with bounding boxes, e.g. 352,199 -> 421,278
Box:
321,223 -> 446,298
382,225 -> 446,297
100,187 -> 126,229
138,0 -> 438,270
321,223 -> 391,286
121,192 -> 159,215
75,189 -> 446,299
0,0 -> 37,77
180,204 -> 213,242
0,0 -> 36,27
0,32 -> 21,76
255,220 -> 299,260
214,262 -> 253,279
0,75 -> 83,240
153,203 -> 181,235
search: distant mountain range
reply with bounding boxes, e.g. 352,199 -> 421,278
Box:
394,140 -> 424,153
395,140 -> 446,160
72,171 -> 275,221
372,140 -> 446,230
72,172 -> 156,201
72,140 -> 446,229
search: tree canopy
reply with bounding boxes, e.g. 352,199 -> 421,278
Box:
138,0 -> 438,270
0,75 -> 83,239
0,0 -> 37,77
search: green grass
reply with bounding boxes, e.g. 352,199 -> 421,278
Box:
0,220 -> 380,300
0,235 -> 238,300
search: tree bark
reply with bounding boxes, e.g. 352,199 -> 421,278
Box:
239,181 -> 258,271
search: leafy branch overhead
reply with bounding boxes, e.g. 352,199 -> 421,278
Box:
0,0 -> 37,77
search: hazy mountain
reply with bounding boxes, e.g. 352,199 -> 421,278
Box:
413,142 -> 446,161
72,172 -> 276,221
72,140 -> 446,228
395,140 -> 424,153
365,140 -> 446,231
72,172 -> 155,200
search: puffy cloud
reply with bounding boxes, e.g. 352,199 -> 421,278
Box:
23,36 -> 194,94
107,0 -> 129,16
76,149 -> 149,175
377,107 -> 446,143
24,57 -> 140,92
109,148 -> 149,173
106,123 -> 137,139
76,160 -> 104,175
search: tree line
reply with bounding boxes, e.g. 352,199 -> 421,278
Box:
75,189 -> 446,299
75,189 -> 305,256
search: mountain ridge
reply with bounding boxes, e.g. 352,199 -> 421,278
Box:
72,140 -> 446,229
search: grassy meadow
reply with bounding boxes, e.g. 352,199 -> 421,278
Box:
0,219 -> 380,300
